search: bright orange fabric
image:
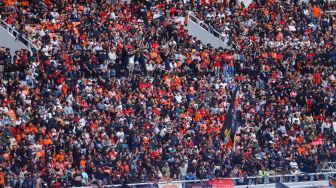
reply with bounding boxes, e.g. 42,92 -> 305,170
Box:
312,6 -> 321,18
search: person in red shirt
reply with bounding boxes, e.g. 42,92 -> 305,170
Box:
214,52 -> 221,75
313,72 -> 321,85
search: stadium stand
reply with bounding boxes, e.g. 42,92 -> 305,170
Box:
0,0 -> 335,187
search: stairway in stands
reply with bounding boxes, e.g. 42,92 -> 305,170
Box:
187,12 -> 229,49
0,18 -> 37,56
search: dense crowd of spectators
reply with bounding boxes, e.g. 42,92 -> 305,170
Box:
0,47 -> 11,80
0,0 -> 335,187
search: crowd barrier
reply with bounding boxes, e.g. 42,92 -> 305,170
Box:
76,172 -> 336,188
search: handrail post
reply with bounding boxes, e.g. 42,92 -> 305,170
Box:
248,177 -> 253,185
310,174 -> 314,182
324,173 -> 329,181
265,176 -> 269,184
280,175 -> 284,183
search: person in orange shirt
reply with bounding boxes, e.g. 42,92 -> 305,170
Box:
194,112 -> 202,122
268,0 -> 275,4
56,150 -> 65,162
312,5 -> 321,24
202,50 -> 210,63
0,170 -> 4,187
312,5 -> 321,18
36,150 -> 45,158
43,136 -> 53,145
79,155 -> 86,167
5,0 -> 16,7
21,0 -> 29,7
120,161 -> 129,173
297,144 -> 307,156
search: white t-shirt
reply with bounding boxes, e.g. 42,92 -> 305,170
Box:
129,55 -> 135,65
175,94 -> 182,103
116,131 -> 124,142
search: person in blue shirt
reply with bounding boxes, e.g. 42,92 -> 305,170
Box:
185,172 -> 196,180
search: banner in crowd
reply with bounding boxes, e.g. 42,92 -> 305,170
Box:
222,87 -> 239,143
159,182 -> 183,188
185,182 -> 211,188
209,178 -> 234,188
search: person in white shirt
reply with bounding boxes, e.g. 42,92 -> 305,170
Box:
108,49 -> 117,64
146,61 -> 155,76
128,53 -> 135,75
0,103 -> 9,113
116,128 -> 125,142
175,93 -> 182,103
321,120 -> 331,133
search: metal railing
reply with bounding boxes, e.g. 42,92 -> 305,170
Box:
0,18 -> 39,53
188,12 -> 228,44
75,172 -> 335,188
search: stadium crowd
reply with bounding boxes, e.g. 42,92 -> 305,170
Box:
0,0 -> 335,187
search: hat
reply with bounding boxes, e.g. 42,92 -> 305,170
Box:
192,159 -> 197,163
